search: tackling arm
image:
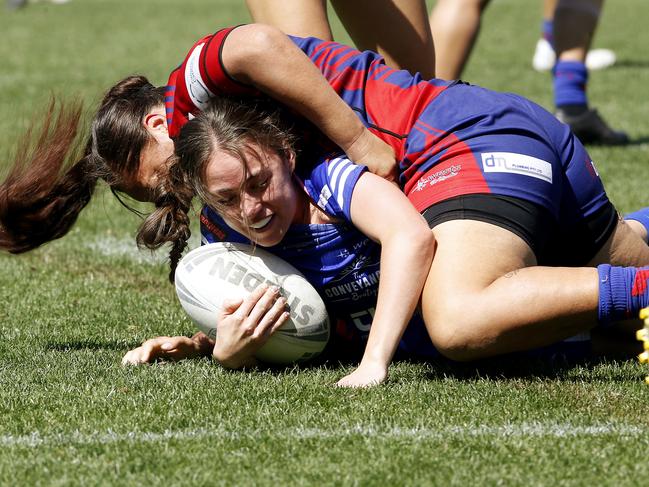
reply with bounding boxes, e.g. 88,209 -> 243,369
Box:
221,24 -> 397,181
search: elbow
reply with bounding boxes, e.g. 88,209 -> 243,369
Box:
409,222 -> 436,267
231,24 -> 288,72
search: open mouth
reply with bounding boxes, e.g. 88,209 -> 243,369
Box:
249,215 -> 273,230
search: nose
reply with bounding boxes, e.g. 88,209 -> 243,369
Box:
240,192 -> 263,220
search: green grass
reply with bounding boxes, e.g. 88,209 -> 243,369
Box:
2,0 -> 649,485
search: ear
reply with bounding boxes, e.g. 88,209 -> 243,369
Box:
143,112 -> 169,143
285,149 -> 296,172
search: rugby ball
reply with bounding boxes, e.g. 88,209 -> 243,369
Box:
174,242 -> 330,364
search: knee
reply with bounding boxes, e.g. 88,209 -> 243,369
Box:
424,301 -> 493,362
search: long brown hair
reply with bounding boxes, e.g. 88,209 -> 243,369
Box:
0,75 -> 165,253
137,96 -> 300,282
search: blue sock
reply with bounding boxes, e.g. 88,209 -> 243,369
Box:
542,19 -> 554,47
553,61 -> 588,108
597,264 -> 649,325
624,208 -> 649,243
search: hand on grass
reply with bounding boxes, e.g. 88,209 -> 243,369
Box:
121,333 -> 212,365
336,359 -> 388,388
212,284 -> 289,369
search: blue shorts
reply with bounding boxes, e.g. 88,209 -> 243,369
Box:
403,83 -> 611,231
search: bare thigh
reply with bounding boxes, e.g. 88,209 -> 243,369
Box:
588,217 -> 649,267
421,220 -> 599,361
245,0 -> 333,40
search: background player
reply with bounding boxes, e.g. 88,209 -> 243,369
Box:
428,0 -> 626,145
245,0 -> 436,78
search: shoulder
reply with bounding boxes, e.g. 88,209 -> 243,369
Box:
301,154 -> 367,220
166,27 -> 256,137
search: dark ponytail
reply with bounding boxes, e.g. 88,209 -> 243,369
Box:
0,99 -> 96,253
0,75 -> 165,253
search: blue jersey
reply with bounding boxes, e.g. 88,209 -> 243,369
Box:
200,154 -> 435,359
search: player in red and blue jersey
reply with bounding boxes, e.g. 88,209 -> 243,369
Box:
165,25 -> 626,266
158,26 -> 649,366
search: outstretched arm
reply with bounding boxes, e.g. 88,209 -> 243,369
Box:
222,24 -> 397,181
339,173 -> 435,387
122,285 -> 288,367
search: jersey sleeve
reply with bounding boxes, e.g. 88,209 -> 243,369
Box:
166,27 -> 258,138
302,154 -> 367,222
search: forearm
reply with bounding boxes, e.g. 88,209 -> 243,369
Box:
223,24 -> 369,157
361,230 -> 435,366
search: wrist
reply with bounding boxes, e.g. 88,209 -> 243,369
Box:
343,126 -> 371,160
191,332 -> 215,356
359,354 -> 390,372
212,349 -> 258,369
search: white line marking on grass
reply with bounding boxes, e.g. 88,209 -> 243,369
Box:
1,423 -> 646,448
85,236 -> 165,265
84,235 -> 200,265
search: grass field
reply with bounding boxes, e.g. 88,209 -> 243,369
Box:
2,1 -> 649,485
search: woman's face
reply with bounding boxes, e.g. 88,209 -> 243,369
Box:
119,136 -> 174,202
204,143 -> 299,247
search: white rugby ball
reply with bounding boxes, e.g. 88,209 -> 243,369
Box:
174,242 -> 330,364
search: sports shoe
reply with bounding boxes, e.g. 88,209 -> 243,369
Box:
532,38 -> 617,72
556,107 -> 629,145
532,38 -> 557,71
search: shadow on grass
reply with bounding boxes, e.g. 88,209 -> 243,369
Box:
45,339 -> 139,352
407,354 -> 641,383
609,59 -> 649,69
624,135 -> 649,146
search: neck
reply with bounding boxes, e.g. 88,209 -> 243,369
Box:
291,176 -> 334,225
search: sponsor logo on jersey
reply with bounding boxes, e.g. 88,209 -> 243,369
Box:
185,43 -> 215,111
200,213 -> 227,241
324,269 -> 380,300
481,152 -> 552,183
412,164 -> 461,192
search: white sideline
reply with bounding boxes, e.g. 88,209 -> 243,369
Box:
1,423 -> 645,448
84,235 -> 201,265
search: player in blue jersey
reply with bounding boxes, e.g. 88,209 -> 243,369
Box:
124,96 -> 434,387
124,95 -> 649,388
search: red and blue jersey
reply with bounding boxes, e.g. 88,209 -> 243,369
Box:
166,26 -> 609,229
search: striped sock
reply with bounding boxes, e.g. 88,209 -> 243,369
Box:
553,60 -> 588,108
597,264 -> 649,325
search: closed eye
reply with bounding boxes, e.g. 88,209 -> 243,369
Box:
215,193 -> 238,207
249,173 -> 270,193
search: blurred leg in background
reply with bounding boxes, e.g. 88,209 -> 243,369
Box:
553,0 -> 628,145
246,0 -> 436,78
428,0 -> 491,80
533,0 -> 615,71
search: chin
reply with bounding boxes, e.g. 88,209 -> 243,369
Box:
250,233 -> 283,247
